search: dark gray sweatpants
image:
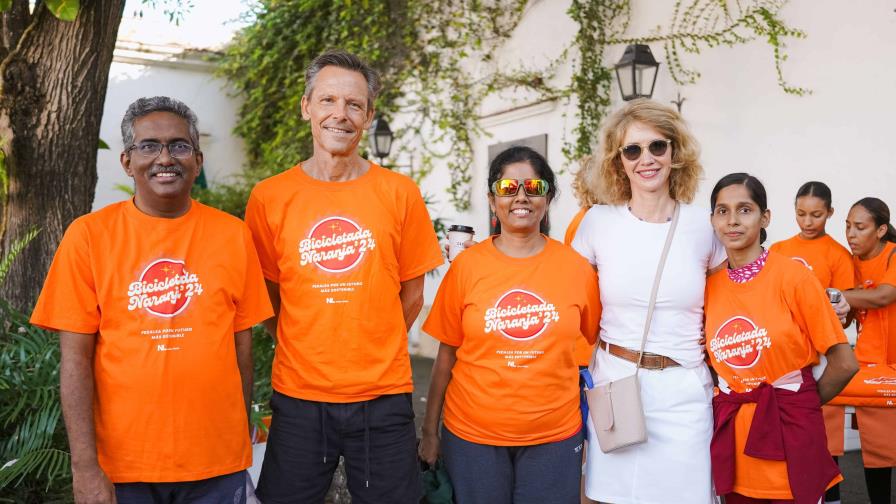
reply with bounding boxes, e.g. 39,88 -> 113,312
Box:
441,426 -> 584,504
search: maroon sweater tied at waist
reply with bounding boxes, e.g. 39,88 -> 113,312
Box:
711,367 -> 840,504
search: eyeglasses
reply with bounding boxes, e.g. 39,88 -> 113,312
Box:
491,178 -> 550,197
127,141 -> 195,159
619,139 -> 672,161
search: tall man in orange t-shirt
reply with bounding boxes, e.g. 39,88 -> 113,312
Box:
31,97 -> 273,504
246,50 -> 443,503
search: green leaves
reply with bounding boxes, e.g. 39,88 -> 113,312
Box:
0,229 -> 38,286
0,0 -> 13,13
0,306 -> 70,499
44,0 -> 80,22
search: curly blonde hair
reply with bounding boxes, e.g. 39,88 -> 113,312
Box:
594,98 -> 702,205
571,155 -> 600,207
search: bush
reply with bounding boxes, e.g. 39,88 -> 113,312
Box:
0,301 -> 72,503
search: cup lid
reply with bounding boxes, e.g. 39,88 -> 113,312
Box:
448,224 -> 474,234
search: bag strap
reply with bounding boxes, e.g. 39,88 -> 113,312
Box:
635,203 -> 681,373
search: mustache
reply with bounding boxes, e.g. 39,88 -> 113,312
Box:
148,165 -> 184,177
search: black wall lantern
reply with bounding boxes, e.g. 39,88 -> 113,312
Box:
367,115 -> 393,164
614,44 -> 660,101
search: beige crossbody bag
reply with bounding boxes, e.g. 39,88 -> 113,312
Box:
585,202 -> 680,453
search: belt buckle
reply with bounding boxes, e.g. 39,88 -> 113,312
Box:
642,358 -> 664,370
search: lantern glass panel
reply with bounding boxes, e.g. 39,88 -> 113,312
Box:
635,63 -> 658,97
616,66 -> 634,100
372,132 -> 392,159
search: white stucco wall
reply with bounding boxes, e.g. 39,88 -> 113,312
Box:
408,0 -> 894,384
93,50 -> 247,211
409,0 -> 891,450
410,0 -> 896,302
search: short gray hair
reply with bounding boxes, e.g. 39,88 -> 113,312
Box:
304,50 -> 382,111
121,96 -> 201,150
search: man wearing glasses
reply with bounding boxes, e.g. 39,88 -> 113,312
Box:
245,50 -> 443,503
31,96 -> 272,503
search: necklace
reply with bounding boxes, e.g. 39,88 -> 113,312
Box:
627,203 -> 673,222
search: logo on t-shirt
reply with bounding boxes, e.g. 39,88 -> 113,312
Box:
127,259 -> 204,317
484,289 -> 560,341
866,376 -> 896,385
299,217 -> 376,273
790,256 -> 813,270
710,316 -> 771,369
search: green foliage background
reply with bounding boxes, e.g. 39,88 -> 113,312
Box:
205,0 -> 417,217
215,0 -> 807,213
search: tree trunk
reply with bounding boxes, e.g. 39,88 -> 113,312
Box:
0,1 -> 124,312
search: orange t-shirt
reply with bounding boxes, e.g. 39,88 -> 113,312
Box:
705,251 -> 846,499
770,234 -> 855,454
30,200 -> 273,483
563,207 -> 596,367
853,241 -> 896,364
423,237 -> 600,446
770,233 -> 854,290
245,163 -> 443,402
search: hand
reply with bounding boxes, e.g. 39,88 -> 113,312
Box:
832,294 -> 850,324
72,463 -> 116,504
418,430 -> 441,467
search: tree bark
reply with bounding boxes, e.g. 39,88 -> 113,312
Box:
0,1 -> 124,311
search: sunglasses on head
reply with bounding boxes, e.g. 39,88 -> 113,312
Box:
619,139 -> 672,161
491,178 -> 550,197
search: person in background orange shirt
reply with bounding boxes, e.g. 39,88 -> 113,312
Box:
30,97 -> 273,504
704,173 -> 857,504
563,155 -> 601,504
565,155 -> 601,369
769,181 -> 854,504
418,146 -> 600,504
841,197 -> 896,504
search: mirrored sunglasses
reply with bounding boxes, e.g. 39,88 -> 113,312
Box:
491,178 -> 550,197
619,139 -> 672,161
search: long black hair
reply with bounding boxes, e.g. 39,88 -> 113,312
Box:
852,197 -> 896,243
795,181 -> 832,209
487,146 -> 557,234
710,172 -> 769,244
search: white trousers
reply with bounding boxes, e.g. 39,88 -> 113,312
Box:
584,347 -> 717,504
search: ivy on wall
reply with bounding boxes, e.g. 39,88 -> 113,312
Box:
218,0 -> 809,213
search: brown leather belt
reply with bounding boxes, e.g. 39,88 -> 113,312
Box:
603,342 -> 681,370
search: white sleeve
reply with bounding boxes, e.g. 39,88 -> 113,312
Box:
571,208 -> 598,266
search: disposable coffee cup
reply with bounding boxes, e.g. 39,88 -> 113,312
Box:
447,225 -> 474,261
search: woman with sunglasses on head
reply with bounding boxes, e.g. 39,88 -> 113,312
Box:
566,156 -> 601,387
837,198 -> 896,504
769,182 -> 854,504
571,99 -> 725,504
704,173 -> 858,504
417,146 -> 601,504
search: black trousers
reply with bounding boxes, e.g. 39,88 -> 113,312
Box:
256,391 -> 421,504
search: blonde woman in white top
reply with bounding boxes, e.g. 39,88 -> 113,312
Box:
572,99 -> 724,504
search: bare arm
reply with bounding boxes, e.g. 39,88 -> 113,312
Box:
817,343 -> 859,404
262,280 -> 280,342
234,328 -> 253,429
59,331 -> 116,504
399,274 -> 425,332
418,343 -> 458,465
843,284 -> 896,310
